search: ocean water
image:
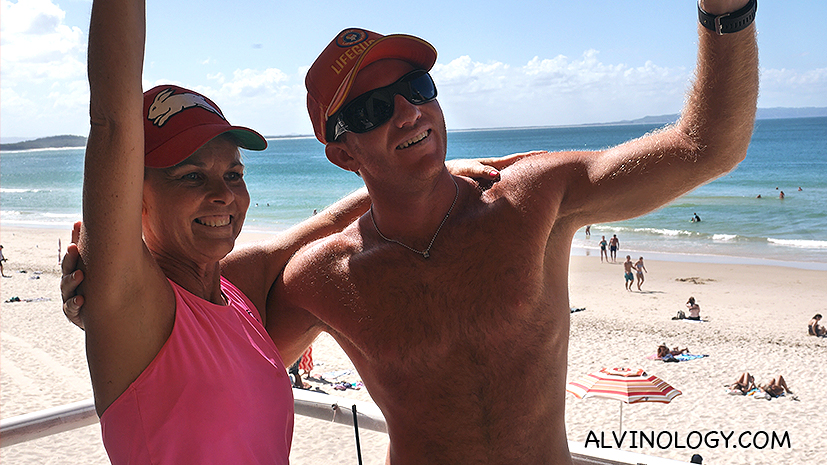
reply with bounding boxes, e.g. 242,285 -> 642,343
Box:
2,117 -> 825,268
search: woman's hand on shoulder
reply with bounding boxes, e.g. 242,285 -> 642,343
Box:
446,151 -> 548,181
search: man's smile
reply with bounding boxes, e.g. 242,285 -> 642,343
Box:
397,129 -> 431,150
194,215 -> 232,227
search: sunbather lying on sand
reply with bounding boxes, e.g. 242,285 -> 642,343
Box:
727,372 -> 794,399
657,344 -> 689,358
726,372 -> 756,395
758,375 -> 793,398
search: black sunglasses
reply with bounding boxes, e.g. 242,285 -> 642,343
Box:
327,69 -> 438,142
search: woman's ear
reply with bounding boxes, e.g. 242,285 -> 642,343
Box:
325,142 -> 361,174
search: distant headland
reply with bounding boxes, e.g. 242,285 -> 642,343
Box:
1,135 -> 87,151
602,107 -> 827,126
3,107 -> 825,151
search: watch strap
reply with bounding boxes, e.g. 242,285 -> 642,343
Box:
698,0 -> 757,35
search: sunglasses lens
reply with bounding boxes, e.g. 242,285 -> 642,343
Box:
342,92 -> 394,133
405,73 -> 437,104
330,71 -> 438,139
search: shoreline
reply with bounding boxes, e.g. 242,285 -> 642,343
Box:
571,246 -> 827,271
3,222 -> 825,271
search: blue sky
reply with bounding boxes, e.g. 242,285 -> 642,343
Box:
2,0 -> 826,140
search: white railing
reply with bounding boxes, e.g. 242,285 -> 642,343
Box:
1,392 -> 689,464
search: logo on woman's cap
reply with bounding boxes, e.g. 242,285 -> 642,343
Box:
147,87 -> 224,127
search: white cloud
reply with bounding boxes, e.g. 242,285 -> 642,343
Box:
759,67 -> 827,108
141,68 -> 313,137
199,51 -> 698,137
127,52 -> 699,137
5,10 -> 827,141
1,0 -> 85,77
212,68 -> 312,136
432,50 -> 691,130
1,0 -> 88,138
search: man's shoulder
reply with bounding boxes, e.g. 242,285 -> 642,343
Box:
290,225 -> 363,270
476,156 -> 573,209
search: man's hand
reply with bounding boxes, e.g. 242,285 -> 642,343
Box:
60,221 -> 84,330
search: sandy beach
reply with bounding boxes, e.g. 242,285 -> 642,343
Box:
2,226 -> 826,464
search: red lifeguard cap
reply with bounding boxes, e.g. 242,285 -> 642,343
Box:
305,28 -> 437,144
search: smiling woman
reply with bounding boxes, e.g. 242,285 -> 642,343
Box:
141,133 -> 251,264
76,0 -> 298,462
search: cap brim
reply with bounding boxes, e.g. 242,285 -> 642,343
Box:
145,124 -> 267,168
326,34 -> 437,119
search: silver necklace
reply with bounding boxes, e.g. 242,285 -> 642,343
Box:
370,177 -> 458,259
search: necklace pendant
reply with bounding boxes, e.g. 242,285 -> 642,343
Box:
370,176 -> 458,261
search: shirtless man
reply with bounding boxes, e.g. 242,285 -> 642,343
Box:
608,234 -> 620,262
624,255 -> 635,291
634,256 -> 647,291
64,1 -> 758,462
276,2 -> 756,461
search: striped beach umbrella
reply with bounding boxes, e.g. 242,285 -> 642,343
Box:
566,367 -> 682,431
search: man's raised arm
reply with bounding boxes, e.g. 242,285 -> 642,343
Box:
554,0 -> 758,227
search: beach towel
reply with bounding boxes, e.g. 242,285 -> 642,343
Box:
298,346 -> 313,374
647,353 -> 708,362
321,369 -> 352,380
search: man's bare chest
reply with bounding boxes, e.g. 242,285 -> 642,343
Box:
322,226 -> 563,358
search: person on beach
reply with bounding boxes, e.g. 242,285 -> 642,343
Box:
64,1 -> 758,461
634,256 -> 647,291
656,344 -> 689,360
758,374 -> 793,398
686,296 -> 702,320
609,234 -> 620,262
728,372 -> 794,399
599,235 -> 608,262
809,314 -> 826,336
624,255 -> 635,291
585,225 -> 591,237
289,359 -> 307,389
727,372 -> 756,395
0,245 -> 8,277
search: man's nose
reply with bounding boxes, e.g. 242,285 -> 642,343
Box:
392,93 -> 422,128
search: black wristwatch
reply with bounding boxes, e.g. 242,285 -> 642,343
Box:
698,0 -> 757,35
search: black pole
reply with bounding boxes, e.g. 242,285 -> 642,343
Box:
352,404 -> 363,465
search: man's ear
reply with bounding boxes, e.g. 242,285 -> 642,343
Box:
325,142 -> 361,174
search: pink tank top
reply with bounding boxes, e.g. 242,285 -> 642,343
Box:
100,277 -> 293,464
